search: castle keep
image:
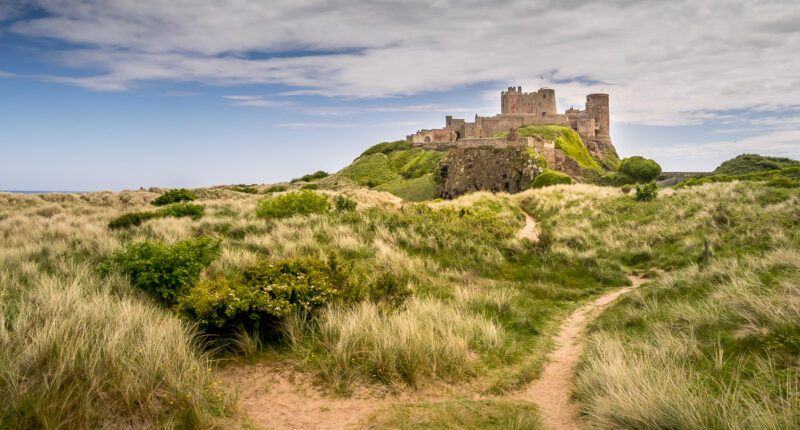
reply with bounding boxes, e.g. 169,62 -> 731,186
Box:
406,86 -> 610,149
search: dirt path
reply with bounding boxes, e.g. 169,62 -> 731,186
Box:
223,210 -> 645,429
520,275 -> 646,429
516,209 -> 539,241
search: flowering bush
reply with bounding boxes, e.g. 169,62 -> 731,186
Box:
179,256 -> 350,333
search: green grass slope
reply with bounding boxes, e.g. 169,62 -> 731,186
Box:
713,153 -> 800,175
495,125 -> 602,171
335,142 -> 446,200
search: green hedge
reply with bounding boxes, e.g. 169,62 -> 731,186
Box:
151,188 -> 197,206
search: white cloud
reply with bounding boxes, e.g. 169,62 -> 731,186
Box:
223,95 -> 291,107
4,0 -> 800,125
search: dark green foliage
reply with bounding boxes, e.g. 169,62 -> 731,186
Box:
618,156 -> 662,183
108,237 -> 221,305
265,185 -> 287,193
599,171 -> 637,186
713,153 -> 800,175
301,183 -> 319,190
291,170 -> 329,183
369,272 -> 412,307
229,185 -> 258,194
360,140 -> 412,157
157,203 -> 205,220
178,256 -> 352,333
151,188 -> 197,206
635,181 -> 658,201
333,195 -> 357,211
766,176 -> 800,188
530,170 -> 574,189
108,211 -> 159,229
255,190 -> 329,219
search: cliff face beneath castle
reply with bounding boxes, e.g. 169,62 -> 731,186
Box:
438,147 -> 543,199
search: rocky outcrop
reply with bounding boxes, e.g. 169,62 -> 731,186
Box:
438,146 -> 544,199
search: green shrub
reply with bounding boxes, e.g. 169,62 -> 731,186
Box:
255,190 -> 329,219
620,184 -> 632,194
618,156 -> 662,182
108,237 -> 221,305
301,183 -> 319,190
291,170 -> 329,183
360,140 -> 412,157
334,195 -> 357,211
108,211 -> 159,229
369,272 -> 412,307
229,185 -> 258,194
151,188 -> 197,206
634,181 -> 658,201
178,256 -> 351,333
530,169 -> 574,189
157,203 -> 205,220
265,185 -> 287,193
766,176 -> 800,188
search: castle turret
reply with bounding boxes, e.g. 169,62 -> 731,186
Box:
536,88 -> 557,116
585,93 -> 609,138
501,86 -> 522,114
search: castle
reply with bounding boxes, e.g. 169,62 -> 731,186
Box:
406,86 -> 610,149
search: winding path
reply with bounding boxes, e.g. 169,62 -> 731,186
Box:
223,209 -> 645,429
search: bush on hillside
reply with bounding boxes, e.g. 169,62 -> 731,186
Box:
230,185 -> 258,194
635,181 -> 658,201
599,171 -> 637,186
678,166 -> 800,188
360,140 -> 412,157
291,170 -> 329,183
340,153 -> 400,187
151,188 -> 197,206
108,211 -> 160,229
265,185 -> 287,193
178,256 -> 352,333
255,190 -> 329,219
301,183 -> 319,190
334,195 -> 357,211
107,237 -> 221,305
157,202 -> 205,219
530,170 -> 574,189
618,156 -> 662,182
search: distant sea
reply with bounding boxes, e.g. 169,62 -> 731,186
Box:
1,190 -> 89,195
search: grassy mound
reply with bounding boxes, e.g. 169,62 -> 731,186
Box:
339,153 -> 401,187
678,166 -> 800,188
713,153 -> 800,175
374,173 -> 439,201
530,169 -> 574,188
336,144 -> 445,200
496,125 -> 601,171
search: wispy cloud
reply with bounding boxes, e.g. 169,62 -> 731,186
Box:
277,122 -> 357,128
223,95 -> 292,107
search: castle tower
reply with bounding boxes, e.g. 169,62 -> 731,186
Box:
585,93 -> 610,138
501,86 -> 522,114
536,88 -> 557,116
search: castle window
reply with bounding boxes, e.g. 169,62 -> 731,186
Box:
542,94 -> 546,99
541,112 -> 546,116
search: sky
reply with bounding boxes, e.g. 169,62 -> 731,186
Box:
1,0 -> 799,191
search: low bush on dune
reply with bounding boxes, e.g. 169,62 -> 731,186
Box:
108,203 -> 206,228
157,202 -> 205,219
255,190 -> 329,219
333,194 -> 357,211
634,181 -> 658,201
291,170 -> 329,183
530,169 -> 574,189
151,188 -> 197,206
229,185 -> 258,194
301,183 -> 319,190
265,184 -> 287,193
179,256 -> 353,333
104,237 -> 221,305
108,211 -> 160,229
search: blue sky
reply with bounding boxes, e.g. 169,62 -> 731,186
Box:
1,0 -> 799,191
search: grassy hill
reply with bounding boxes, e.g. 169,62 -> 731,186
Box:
712,153 -> 800,175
